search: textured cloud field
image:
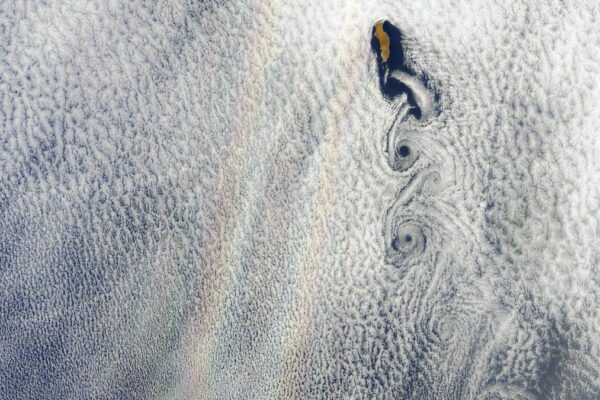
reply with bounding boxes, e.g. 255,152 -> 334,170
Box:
1,1 -> 600,399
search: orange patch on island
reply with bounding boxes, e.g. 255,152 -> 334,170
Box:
374,21 -> 390,62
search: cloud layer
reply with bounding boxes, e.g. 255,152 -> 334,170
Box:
1,1 -> 599,399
